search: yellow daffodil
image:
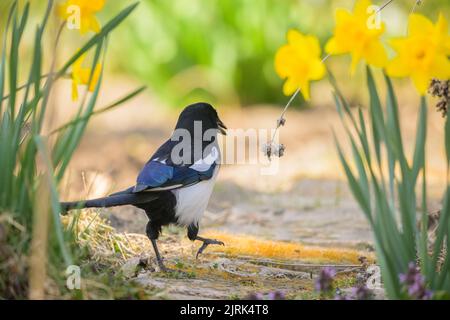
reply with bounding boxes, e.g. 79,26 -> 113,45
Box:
58,0 -> 106,34
325,0 -> 387,73
71,55 -> 102,101
386,13 -> 450,95
274,30 -> 326,100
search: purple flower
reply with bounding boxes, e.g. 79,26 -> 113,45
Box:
315,267 -> 336,293
267,291 -> 285,300
333,285 -> 373,300
247,292 -> 264,300
399,262 -> 433,300
350,285 -> 373,300
247,291 -> 285,300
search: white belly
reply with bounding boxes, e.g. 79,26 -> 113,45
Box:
171,168 -> 218,226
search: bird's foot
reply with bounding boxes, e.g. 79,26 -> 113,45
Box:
156,258 -> 171,273
196,237 -> 225,259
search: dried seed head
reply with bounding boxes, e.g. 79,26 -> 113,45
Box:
262,143 -> 272,160
277,117 -> 286,128
273,143 -> 285,157
262,143 -> 286,160
429,78 -> 450,117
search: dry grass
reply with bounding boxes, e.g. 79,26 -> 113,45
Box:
61,209 -> 151,266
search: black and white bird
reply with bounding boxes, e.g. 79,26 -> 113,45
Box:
61,102 -> 227,271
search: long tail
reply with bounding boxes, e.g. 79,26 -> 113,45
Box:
60,187 -> 158,214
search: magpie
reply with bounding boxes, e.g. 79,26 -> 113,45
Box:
61,102 -> 227,272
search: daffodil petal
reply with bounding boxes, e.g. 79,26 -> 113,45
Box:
89,64 -> 102,92
435,13 -> 450,55
57,4 -> 69,19
309,59 -> 326,80
386,57 -> 410,78
325,37 -> 345,55
305,35 -> 322,58
274,46 -> 293,78
411,72 -> 430,95
72,80 -> 79,101
80,17 -> 90,34
335,8 -> 352,26
299,78 -> 311,101
287,29 -> 303,45
85,0 -> 106,11
388,38 -> 407,53
408,14 -> 434,37
326,0 -> 386,73
430,54 -> 450,80
364,40 -> 387,68
436,13 -> 448,37
282,77 -> 298,96
79,69 -> 91,84
353,0 -> 372,20
89,16 -> 101,33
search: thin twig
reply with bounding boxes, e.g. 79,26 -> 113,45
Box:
377,0 -> 394,13
411,0 -> 422,13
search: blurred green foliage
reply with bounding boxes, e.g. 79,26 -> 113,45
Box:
105,0 -> 337,106
1,0 -> 449,107
103,0 -> 449,107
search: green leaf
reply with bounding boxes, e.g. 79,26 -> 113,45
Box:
411,98 -> 427,183
333,131 -> 372,223
366,66 -> 385,165
35,136 -> 72,266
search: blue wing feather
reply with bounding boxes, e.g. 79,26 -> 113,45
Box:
136,161 -> 174,187
134,138 -> 218,193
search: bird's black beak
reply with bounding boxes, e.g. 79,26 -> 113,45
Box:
217,118 -> 227,135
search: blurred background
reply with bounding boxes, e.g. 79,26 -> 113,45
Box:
1,0 -> 449,108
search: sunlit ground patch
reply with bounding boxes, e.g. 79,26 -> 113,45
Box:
200,231 -> 374,264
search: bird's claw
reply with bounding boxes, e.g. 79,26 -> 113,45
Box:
156,259 -> 170,273
196,238 -> 225,259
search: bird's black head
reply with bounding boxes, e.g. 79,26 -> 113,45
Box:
175,102 -> 227,135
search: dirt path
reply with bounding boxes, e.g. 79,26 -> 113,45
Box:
96,177 -> 374,299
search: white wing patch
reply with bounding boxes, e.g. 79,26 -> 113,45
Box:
189,146 -> 219,172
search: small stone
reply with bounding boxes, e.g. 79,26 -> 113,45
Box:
120,257 -> 142,278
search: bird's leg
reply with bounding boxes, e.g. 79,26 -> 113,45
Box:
187,224 -> 225,258
146,221 -> 169,272
150,239 -> 168,272
195,236 -> 225,258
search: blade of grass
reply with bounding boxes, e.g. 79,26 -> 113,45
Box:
35,136 -> 72,266
50,85 -> 146,135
